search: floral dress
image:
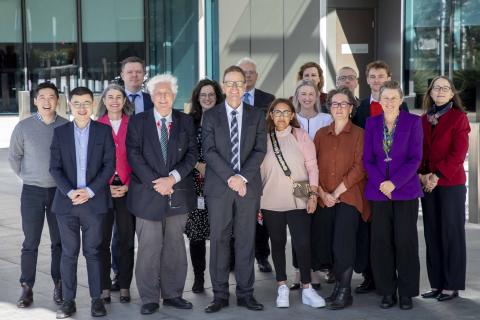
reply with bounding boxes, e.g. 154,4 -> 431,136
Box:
185,126 -> 210,240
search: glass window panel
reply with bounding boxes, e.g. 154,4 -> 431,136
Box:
0,0 -> 23,113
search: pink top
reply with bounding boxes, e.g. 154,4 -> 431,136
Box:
97,114 -> 132,186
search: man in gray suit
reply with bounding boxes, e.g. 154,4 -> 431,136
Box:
202,66 -> 267,313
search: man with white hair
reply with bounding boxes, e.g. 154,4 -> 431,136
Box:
126,73 -> 197,315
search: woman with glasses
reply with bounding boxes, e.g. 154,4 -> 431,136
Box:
419,76 -> 470,302
314,87 -> 369,310
96,84 -> 135,303
363,81 -> 423,310
186,79 -> 224,293
260,98 -> 325,309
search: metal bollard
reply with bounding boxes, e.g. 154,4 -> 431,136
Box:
17,90 -> 31,120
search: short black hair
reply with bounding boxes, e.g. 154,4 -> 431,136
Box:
70,87 -> 94,100
121,56 -> 146,71
34,82 -> 59,98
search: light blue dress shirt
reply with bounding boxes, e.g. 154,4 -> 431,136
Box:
68,121 -> 94,198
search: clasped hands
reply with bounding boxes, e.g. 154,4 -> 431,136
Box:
152,176 -> 176,196
228,175 -> 247,197
110,185 -> 128,198
70,188 -> 90,206
419,173 -> 439,193
379,180 -> 395,199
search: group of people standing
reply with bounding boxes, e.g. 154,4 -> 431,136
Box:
8,56 -> 469,318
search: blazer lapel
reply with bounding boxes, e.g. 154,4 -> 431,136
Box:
167,111 -> 180,168
240,105 -> 251,159
145,110 -> 166,169
67,122 -> 77,176
86,121 -> 96,176
218,105 -> 231,158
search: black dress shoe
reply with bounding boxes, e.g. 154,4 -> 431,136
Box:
289,283 -> 301,290
56,300 -> 76,319
110,274 -> 120,292
140,303 -> 159,315
355,276 -> 376,294
163,297 -> 193,309
205,298 -> 229,313
327,288 -> 353,310
437,291 -> 459,302
257,259 -> 273,273
91,298 -> 107,317
120,295 -> 131,303
237,296 -> 264,311
17,283 -> 33,308
380,294 -> 397,309
421,289 -> 442,299
53,281 -> 63,305
399,296 -> 413,310
192,276 -> 205,293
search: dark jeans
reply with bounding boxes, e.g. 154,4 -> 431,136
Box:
371,199 -> 420,297
57,207 -> 105,301
263,209 -> 311,283
20,184 -> 61,287
100,195 -> 135,290
421,185 -> 466,290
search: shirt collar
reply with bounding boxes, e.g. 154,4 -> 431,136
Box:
73,119 -> 91,132
370,95 -> 378,104
327,119 -> 352,135
246,88 -> 255,97
125,88 -> 143,97
154,108 -> 173,123
225,101 -> 244,116
34,112 -> 58,124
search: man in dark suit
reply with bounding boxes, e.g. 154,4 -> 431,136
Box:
237,57 -> 274,273
202,66 -> 267,313
120,56 -> 154,114
50,87 -> 115,319
353,60 -> 409,129
126,74 -> 197,315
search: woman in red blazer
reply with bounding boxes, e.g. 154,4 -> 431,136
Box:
419,76 -> 470,302
96,84 -> 135,303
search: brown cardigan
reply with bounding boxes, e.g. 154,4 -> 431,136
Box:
314,120 -> 370,221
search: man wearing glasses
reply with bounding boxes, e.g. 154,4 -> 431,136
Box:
336,67 -> 360,102
50,87 -> 115,319
202,66 -> 267,313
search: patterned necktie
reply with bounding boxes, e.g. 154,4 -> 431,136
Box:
242,92 -> 250,104
230,110 -> 240,173
129,93 -> 139,103
160,118 -> 168,162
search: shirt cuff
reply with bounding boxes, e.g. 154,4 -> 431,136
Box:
86,187 -> 95,198
67,190 -> 75,199
169,170 -> 181,183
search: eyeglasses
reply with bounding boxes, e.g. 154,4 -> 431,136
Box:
224,81 -> 245,88
330,102 -> 352,109
243,71 -> 257,76
432,86 -> 451,93
199,93 -> 216,99
71,102 -> 92,109
337,75 -> 357,81
271,110 -> 292,118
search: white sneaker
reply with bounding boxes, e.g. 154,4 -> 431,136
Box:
302,284 -> 326,308
276,284 -> 290,308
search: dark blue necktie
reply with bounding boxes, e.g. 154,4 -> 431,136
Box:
230,110 -> 239,173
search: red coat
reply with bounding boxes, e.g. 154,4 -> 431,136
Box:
97,114 -> 132,186
420,108 -> 470,186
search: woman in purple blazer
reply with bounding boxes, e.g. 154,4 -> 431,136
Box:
363,81 -> 423,310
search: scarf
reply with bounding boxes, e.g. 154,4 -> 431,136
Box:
427,101 -> 453,125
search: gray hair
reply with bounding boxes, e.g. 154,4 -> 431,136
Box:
292,79 -> 321,113
379,80 -> 404,99
96,83 -> 134,118
236,57 -> 257,69
146,73 -> 178,95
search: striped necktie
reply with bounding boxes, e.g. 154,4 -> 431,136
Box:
230,110 -> 240,173
160,118 -> 168,162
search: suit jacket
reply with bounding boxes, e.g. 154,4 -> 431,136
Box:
142,92 -> 154,113
363,111 -> 423,201
202,102 -> 267,198
49,121 -> 116,215
253,88 -> 275,114
353,96 -> 409,129
126,108 -> 197,221
419,107 -> 470,186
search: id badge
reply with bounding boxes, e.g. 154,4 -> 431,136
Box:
197,196 -> 205,210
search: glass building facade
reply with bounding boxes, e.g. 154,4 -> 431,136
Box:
404,0 -> 480,110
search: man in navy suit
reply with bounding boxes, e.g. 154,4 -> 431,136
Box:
237,57 -> 274,273
121,56 -> 154,114
126,74 -> 197,315
50,87 -> 115,319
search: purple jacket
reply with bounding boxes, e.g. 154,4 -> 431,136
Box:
363,111 -> 423,201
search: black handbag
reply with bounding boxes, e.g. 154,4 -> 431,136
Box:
269,130 -> 310,199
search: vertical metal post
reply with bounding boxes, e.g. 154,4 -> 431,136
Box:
20,0 -> 28,90
468,123 -> 479,224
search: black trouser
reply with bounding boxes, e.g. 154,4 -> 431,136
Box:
56,207 -> 105,301
190,239 -> 206,277
355,218 -> 374,279
421,185 -> 466,290
20,184 -> 62,287
100,195 -> 135,290
255,223 -> 270,261
371,199 -> 420,297
263,209 -> 311,283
